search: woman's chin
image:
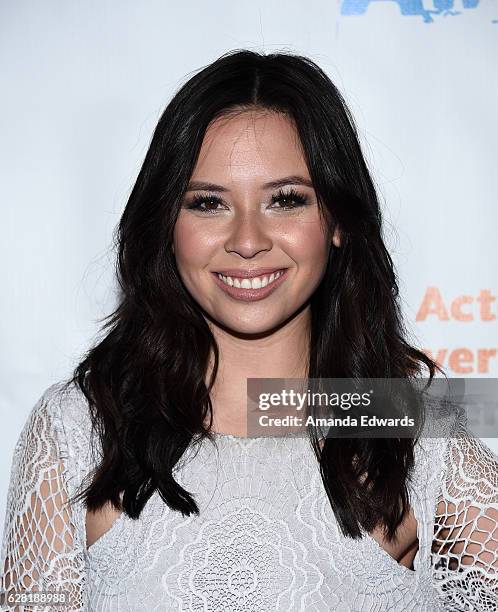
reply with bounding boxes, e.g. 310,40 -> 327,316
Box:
209,314 -> 292,338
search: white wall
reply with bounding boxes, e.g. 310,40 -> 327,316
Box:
1,1 -> 497,524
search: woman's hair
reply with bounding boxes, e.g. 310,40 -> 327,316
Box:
66,49 -> 443,540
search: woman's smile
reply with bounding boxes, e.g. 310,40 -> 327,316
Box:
211,268 -> 289,302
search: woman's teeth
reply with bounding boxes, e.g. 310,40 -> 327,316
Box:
217,270 -> 284,289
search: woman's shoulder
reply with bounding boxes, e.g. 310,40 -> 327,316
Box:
410,393 -> 498,528
45,378 -> 93,428
16,379 -> 98,493
22,379 -> 93,446
410,393 -> 464,479
413,391 -> 498,471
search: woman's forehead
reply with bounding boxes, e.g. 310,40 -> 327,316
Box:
192,112 -> 309,186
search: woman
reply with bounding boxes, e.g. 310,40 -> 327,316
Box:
1,49 -> 497,611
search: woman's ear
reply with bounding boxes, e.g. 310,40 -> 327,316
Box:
332,226 -> 341,248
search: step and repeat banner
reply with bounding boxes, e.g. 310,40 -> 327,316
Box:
1,2 -> 497,520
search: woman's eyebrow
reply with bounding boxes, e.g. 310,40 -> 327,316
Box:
186,175 -> 314,192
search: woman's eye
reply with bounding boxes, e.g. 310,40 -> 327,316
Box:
270,188 -> 309,210
186,195 -> 224,214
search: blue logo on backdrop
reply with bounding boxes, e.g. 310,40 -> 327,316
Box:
341,0 -> 496,23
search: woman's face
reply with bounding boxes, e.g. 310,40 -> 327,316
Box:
173,109 -> 340,335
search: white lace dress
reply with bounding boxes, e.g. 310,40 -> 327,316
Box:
1,381 -> 497,611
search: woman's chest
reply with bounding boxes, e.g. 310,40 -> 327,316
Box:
83,436 -> 441,611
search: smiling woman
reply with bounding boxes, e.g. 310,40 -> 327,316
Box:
1,49 -> 497,612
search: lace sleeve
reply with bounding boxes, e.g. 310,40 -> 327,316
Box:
0,387 -> 87,611
432,419 -> 498,611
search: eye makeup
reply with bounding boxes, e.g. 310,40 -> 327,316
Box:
184,187 -> 311,214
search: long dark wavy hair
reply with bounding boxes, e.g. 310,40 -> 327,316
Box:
65,49 -> 443,541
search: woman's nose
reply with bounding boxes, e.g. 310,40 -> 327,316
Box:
224,209 -> 273,259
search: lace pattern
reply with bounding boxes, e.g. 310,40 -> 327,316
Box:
0,387 -> 87,611
0,382 -> 497,611
432,417 -> 498,610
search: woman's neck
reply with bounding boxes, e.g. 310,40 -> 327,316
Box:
204,306 -> 311,436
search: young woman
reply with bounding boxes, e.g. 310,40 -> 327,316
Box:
1,49 -> 497,611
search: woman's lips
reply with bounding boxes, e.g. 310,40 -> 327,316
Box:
211,269 -> 289,302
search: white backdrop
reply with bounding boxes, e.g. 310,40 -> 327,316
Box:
1,1 -> 497,524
